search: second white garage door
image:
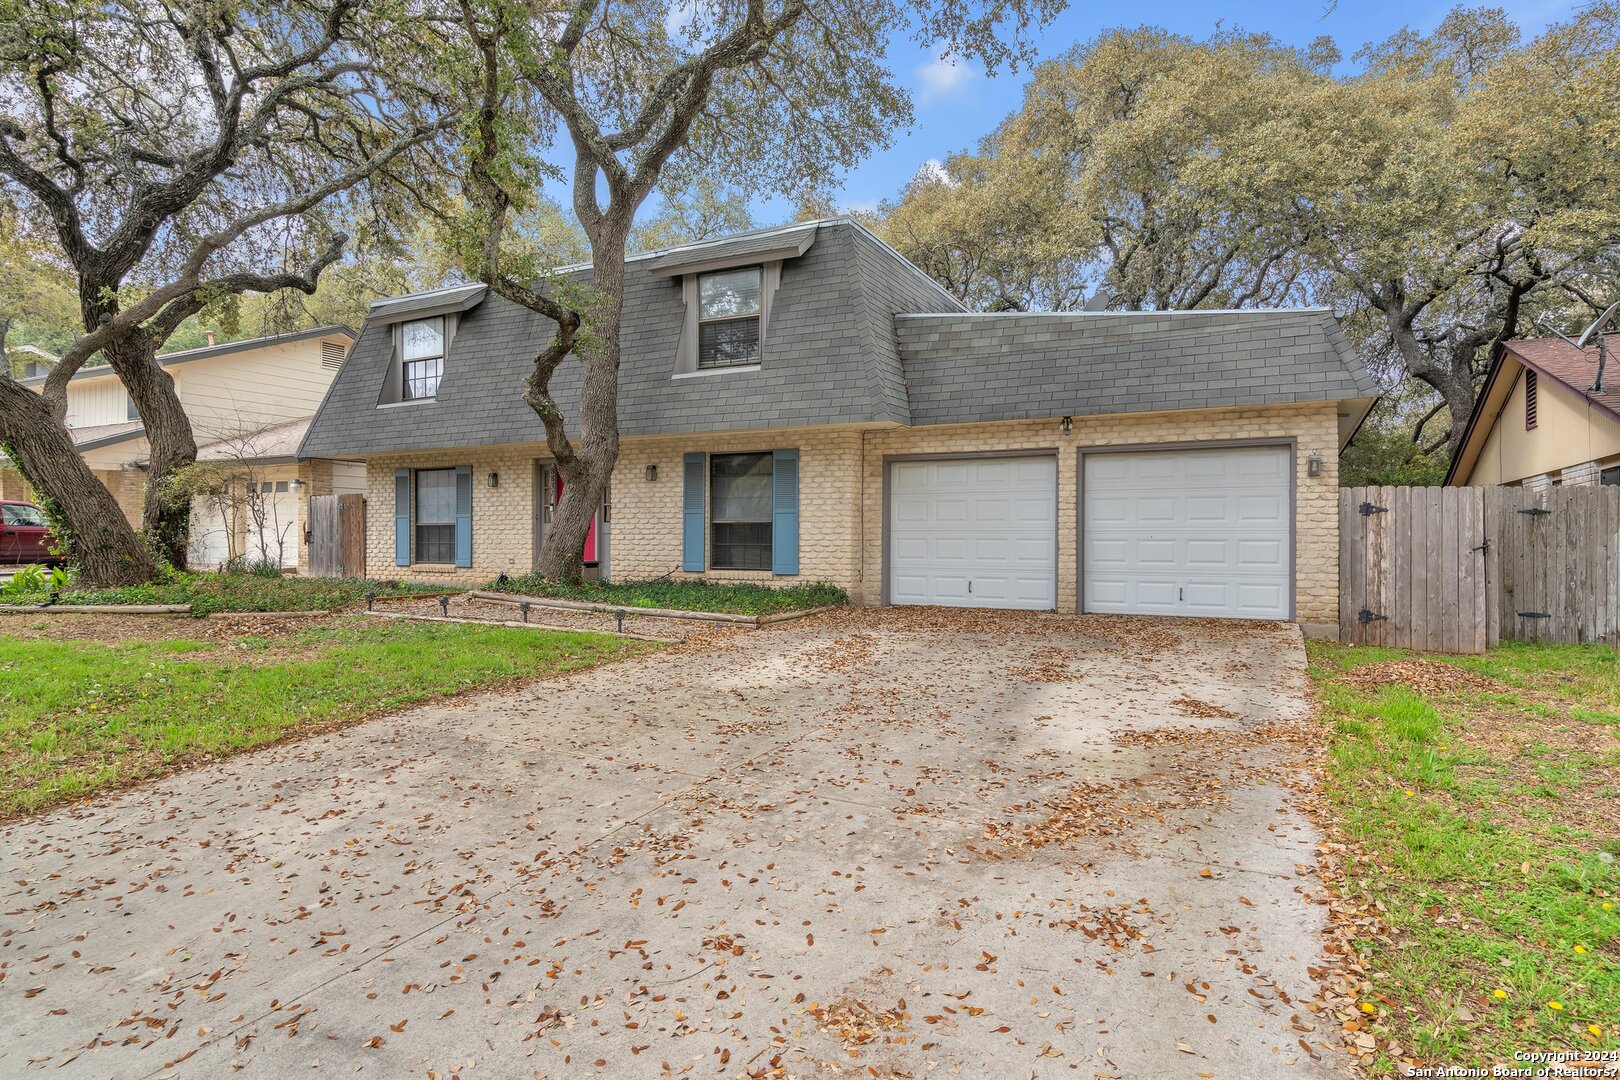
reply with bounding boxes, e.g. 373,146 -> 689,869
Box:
1083,445 -> 1292,620
889,456 -> 1057,610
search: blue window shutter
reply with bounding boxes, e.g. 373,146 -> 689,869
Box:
771,449 -> 800,576
454,465 -> 473,568
682,453 -> 706,572
393,469 -> 411,566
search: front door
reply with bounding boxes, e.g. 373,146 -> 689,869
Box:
534,464 -> 609,578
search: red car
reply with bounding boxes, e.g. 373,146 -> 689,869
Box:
0,500 -> 61,565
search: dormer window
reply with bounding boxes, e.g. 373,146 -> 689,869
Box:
402,317 -> 445,400
698,268 -> 762,369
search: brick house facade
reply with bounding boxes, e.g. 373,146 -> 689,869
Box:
303,219 -> 1377,633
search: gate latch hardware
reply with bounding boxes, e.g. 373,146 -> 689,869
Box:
1517,507 -> 1551,517
1471,538 -> 1491,554
1358,502 -> 1389,517
1518,611 -> 1552,620
1357,609 -> 1388,624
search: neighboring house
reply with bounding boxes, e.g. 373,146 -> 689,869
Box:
1446,333 -> 1620,489
299,218 -> 1378,633
1,326 -> 361,571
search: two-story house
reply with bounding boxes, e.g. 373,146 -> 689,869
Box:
299,218 -> 1378,633
2,326 -> 360,571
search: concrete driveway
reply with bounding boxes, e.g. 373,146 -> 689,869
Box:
0,609 -> 1343,1079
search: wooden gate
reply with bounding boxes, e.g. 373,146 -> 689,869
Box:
1341,485 -> 1620,652
1492,485 -> 1620,647
1339,485 -> 1489,653
307,493 -> 366,579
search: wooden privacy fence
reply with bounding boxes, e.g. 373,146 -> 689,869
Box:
1340,485 -> 1620,653
307,493 -> 366,579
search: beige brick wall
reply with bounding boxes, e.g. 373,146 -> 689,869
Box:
856,402 -> 1342,622
356,402 -> 1343,625
611,428 -> 863,585
364,447 -> 538,583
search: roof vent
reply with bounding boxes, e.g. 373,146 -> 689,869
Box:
321,340 -> 347,369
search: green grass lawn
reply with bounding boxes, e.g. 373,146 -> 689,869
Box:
33,571 -> 450,615
1308,640 -> 1620,1069
0,618 -> 647,817
486,573 -> 848,615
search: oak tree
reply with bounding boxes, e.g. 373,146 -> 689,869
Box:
0,0 -> 452,581
452,0 -> 1059,581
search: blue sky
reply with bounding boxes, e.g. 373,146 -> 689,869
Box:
741,0 -> 1580,223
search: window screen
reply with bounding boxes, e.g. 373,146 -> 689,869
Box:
697,268 -> 761,368
403,317 -> 445,399
710,453 -> 772,570
415,468 -> 457,563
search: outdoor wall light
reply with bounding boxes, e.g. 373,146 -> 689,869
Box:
645,464 -> 658,482
1060,415 -> 1073,438
1307,452 -> 1324,478
488,471 -> 500,488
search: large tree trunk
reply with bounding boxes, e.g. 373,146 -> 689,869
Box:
534,241 -> 628,583
106,332 -> 196,569
0,378 -> 159,584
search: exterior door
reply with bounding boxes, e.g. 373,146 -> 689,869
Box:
888,455 -> 1058,610
534,464 -> 608,578
1083,445 -> 1292,619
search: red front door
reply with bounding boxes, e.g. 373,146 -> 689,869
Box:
555,474 -> 599,565
1,503 -> 54,564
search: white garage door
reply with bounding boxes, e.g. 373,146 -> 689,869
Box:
889,456 -> 1057,610
1083,445 -> 1291,619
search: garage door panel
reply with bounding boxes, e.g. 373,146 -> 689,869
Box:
1083,445 -> 1290,620
890,456 -> 1057,610
1236,539 -> 1285,567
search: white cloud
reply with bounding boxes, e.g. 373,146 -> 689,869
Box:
914,54 -> 973,104
914,159 -> 956,186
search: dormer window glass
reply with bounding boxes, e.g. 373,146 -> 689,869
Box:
402,317 -> 445,400
697,268 -> 761,369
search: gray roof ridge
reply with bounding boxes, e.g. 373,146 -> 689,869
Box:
895,305 -> 1335,318
842,219 -> 969,315
366,281 -> 485,309
842,224 -> 910,424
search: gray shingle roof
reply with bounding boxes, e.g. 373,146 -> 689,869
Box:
893,308 -> 1379,426
297,221 -> 1375,460
298,220 -> 965,458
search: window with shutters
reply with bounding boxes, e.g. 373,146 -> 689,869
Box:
1525,369 -> 1538,430
697,268 -> 761,369
415,468 -> 457,563
710,452 -> 772,569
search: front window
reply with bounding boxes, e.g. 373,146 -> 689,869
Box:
710,453 -> 772,569
697,268 -> 761,368
403,317 -> 445,400
415,468 -> 457,563
126,393 -> 139,421
1603,466 -> 1619,486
